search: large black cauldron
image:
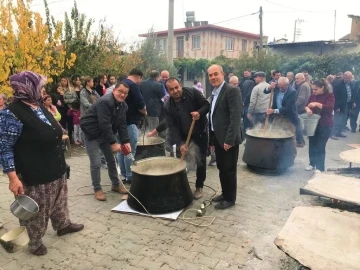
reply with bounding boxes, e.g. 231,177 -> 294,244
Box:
135,137 -> 166,161
128,157 -> 193,214
243,129 -> 295,175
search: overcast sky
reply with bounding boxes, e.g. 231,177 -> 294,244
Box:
30,0 -> 359,46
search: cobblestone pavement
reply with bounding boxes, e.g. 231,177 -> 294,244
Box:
1,132 -> 359,270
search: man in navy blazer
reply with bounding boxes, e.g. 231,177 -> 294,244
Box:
264,77 -> 301,157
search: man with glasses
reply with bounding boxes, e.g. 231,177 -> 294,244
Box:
80,82 -> 131,201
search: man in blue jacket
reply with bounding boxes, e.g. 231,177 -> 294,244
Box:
265,77 -> 300,157
118,69 -> 147,184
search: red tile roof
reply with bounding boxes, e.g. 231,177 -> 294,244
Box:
139,24 -> 262,39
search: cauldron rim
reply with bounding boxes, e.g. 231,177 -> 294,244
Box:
137,137 -> 165,146
246,130 -> 293,139
131,157 -> 186,176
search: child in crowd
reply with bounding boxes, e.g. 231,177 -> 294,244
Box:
67,101 -> 82,145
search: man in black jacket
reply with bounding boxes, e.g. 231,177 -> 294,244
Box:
140,70 -> 164,131
208,65 -> 244,210
332,71 -> 353,137
350,80 -> 360,132
241,73 -> 256,130
80,82 -> 131,201
165,77 -> 210,200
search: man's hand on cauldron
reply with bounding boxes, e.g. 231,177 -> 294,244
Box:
224,144 -> 232,151
190,111 -> 200,120
180,144 -> 188,155
147,129 -> 158,137
8,172 -> 24,196
111,143 -> 122,153
266,109 -> 275,115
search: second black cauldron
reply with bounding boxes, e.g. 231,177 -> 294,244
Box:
135,137 -> 166,161
243,129 -> 295,175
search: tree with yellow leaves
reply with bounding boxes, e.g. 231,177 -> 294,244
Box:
0,0 -> 76,96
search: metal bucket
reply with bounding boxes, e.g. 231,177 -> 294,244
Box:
299,114 -> 321,136
10,195 -> 39,221
128,157 -> 193,214
0,226 -> 30,253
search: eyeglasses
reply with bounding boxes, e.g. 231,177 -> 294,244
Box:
114,89 -> 129,95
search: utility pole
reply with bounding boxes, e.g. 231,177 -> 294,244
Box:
293,19 -> 304,42
259,6 -> 263,50
167,0 -> 174,66
334,10 -> 337,41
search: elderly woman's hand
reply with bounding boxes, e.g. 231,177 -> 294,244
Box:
8,173 -> 24,196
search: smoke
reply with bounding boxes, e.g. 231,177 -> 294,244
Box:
246,117 -> 295,138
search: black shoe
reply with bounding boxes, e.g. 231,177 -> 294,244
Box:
212,194 -> 224,202
215,201 -> 235,210
351,130 -> 356,133
126,178 -> 132,184
335,133 -> 347,138
330,136 -> 338,140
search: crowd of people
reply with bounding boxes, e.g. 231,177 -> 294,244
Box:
235,68 -> 359,172
0,65 -> 359,256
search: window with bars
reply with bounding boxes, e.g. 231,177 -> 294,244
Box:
192,35 -> 200,49
225,37 -> 234,51
156,39 -> 166,51
242,39 -> 248,52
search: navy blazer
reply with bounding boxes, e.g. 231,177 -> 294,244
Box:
264,86 -> 299,125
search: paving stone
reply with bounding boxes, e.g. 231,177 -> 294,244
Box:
172,247 -> 199,261
154,254 -> 181,265
192,253 -> 219,269
136,257 -> 164,270
189,243 -> 215,254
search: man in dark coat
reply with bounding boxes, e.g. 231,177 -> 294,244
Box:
81,82 -> 131,201
139,70 -> 164,131
331,71 -> 353,137
164,77 -> 210,200
350,79 -> 360,133
208,64 -> 244,210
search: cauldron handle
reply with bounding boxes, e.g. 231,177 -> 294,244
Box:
180,119 -> 196,160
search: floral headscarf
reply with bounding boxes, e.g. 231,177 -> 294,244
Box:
10,71 -> 47,104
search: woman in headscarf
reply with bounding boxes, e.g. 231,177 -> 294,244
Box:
0,71 -> 84,256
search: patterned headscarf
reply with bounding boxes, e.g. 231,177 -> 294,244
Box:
10,71 -> 47,104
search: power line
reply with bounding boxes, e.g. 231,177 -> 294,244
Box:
211,12 -> 259,25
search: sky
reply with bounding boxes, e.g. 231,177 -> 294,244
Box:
30,0 -> 360,47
